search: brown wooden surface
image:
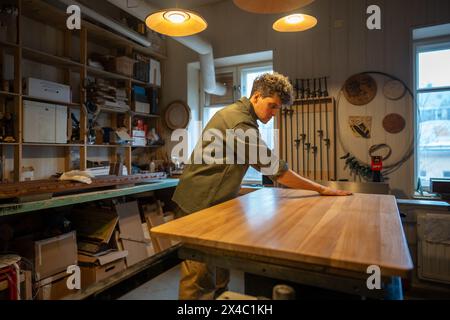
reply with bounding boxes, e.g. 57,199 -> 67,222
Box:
0,174 -> 166,199
151,188 -> 413,277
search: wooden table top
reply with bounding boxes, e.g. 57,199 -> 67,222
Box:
151,188 -> 413,277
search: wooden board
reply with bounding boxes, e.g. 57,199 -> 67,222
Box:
151,188 -> 413,277
0,173 -> 167,199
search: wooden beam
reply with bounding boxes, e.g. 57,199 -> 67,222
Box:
0,178 -> 178,217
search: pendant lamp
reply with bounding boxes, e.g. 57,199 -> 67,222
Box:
145,8 -> 207,37
273,13 -> 317,32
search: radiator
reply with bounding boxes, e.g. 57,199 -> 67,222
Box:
417,213 -> 450,284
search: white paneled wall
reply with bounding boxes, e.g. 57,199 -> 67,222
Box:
163,0 -> 450,197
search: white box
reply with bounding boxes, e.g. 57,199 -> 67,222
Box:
149,59 -> 161,86
24,77 -> 71,103
132,137 -> 147,146
23,100 -> 67,143
135,101 -> 150,114
132,130 -> 145,138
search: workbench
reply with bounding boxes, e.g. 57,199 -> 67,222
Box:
152,188 -> 414,299
0,179 -> 179,217
0,179 -> 181,300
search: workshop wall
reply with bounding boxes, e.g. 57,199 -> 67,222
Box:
163,0 -> 450,197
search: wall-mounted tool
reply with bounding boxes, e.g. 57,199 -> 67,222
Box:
283,76 -> 336,181
317,78 -> 324,180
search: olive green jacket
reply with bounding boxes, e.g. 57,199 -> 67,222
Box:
172,97 -> 288,214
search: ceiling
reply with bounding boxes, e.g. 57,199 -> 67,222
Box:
145,0 -> 226,10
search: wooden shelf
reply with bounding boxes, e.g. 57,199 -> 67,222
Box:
87,144 -> 131,148
83,20 -> 168,61
131,78 -> 161,89
87,66 -> 130,81
0,40 -> 19,49
0,143 -> 19,146
22,95 -> 81,108
22,46 -> 83,69
22,0 -> 71,32
132,145 -> 163,149
131,111 -> 160,119
22,143 -> 84,147
97,107 -> 130,115
0,91 -> 19,97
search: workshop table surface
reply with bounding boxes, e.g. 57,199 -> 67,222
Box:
151,188 -> 413,277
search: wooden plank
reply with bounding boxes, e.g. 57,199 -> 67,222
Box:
0,174 -> 171,199
152,188 -> 413,277
0,179 -> 178,217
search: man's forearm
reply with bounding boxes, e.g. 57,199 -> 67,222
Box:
276,169 -> 326,193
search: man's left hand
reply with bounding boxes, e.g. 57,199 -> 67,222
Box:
319,187 -> 353,196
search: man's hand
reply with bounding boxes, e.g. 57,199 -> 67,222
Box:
319,187 -> 353,196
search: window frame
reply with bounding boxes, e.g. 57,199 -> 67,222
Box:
413,36 -> 450,192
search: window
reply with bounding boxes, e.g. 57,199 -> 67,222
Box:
202,63 -> 274,184
415,40 -> 450,189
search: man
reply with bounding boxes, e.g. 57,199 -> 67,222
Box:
172,73 -> 352,300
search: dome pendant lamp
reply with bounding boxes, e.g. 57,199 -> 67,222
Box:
273,13 -> 317,32
233,0 -> 315,14
145,8 -> 207,37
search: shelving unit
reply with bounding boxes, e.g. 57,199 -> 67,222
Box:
1,0 -> 167,182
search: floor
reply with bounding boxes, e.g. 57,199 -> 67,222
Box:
118,265 -> 245,300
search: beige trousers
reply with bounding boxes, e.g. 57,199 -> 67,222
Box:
179,260 -> 230,300
174,205 -> 230,300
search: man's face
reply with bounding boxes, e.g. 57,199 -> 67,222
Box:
251,92 -> 282,124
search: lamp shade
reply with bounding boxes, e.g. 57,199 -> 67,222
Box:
273,14 -> 317,32
233,0 -> 315,14
145,8 -> 207,37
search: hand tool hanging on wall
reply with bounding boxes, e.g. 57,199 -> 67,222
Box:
305,79 -> 312,177
294,79 -> 300,173
289,105 -> 294,168
300,79 -> 306,176
323,77 -> 331,181
312,79 -> 318,180
317,78 -> 324,181
283,106 -> 288,161
293,76 -> 335,181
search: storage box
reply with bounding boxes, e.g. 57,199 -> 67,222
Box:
106,56 -> 136,77
132,130 -> 145,138
135,101 -> 150,114
13,231 -> 78,281
132,137 -> 147,147
24,77 -> 71,103
36,271 -> 73,300
23,100 -> 67,143
78,251 -> 128,289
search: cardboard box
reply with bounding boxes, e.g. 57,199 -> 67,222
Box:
24,77 -> 71,103
78,251 -> 128,289
14,231 -> 77,281
36,271 -> 73,300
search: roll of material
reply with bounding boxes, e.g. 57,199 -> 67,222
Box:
272,284 -> 296,300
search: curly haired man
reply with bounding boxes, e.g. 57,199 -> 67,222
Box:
172,72 -> 352,300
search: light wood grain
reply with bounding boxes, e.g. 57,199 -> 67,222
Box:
151,188 -> 413,277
